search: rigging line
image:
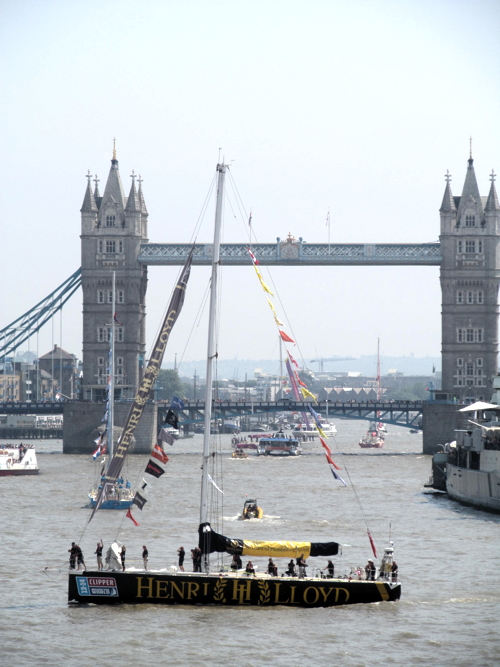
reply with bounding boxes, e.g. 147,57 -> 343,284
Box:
227,170 -> 252,239
189,172 -> 218,245
176,278 -> 211,372
329,436 -> 377,539
226,174 -> 252,241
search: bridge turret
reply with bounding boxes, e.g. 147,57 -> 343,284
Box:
440,149 -> 500,402
80,171 -> 98,234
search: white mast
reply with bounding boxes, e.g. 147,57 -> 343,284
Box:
200,163 -> 226,534
106,271 -> 116,462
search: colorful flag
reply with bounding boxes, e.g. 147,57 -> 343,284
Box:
164,410 -> 179,429
300,386 -> 317,402
145,459 -> 165,478
246,247 -> 258,264
92,446 -> 102,461
325,452 -> 341,470
126,508 -> 139,526
319,437 -> 332,455
367,530 -> 378,558
170,396 -> 185,410
132,492 -> 148,510
254,266 -> 274,296
159,427 -> 176,446
330,468 -> 347,486
288,353 -> 300,368
279,330 -> 295,343
140,479 -> 149,491
151,444 -> 169,464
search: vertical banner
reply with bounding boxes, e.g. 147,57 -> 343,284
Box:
89,247 -> 194,520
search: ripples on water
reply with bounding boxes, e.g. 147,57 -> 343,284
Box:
1,420 -> 499,667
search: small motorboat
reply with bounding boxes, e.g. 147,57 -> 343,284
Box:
240,498 -> 263,519
232,447 -> 248,459
0,444 -> 39,476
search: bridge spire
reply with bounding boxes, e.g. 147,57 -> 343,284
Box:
125,171 -> 141,213
485,169 -> 500,212
456,150 -> 484,224
80,170 -> 98,212
138,174 -> 148,215
440,170 -> 456,213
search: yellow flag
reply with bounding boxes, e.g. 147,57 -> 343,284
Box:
317,427 -> 327,439
274,314 -> 284,326
301,387 -> 317,402
254,266 -> 274,296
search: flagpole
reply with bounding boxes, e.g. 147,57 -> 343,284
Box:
200,163 -> 226,555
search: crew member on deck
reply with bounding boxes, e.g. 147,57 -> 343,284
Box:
245,561 -> 255,575
120,545 -> 126,571
365,559 -> 376,581
95,540 -> 104,570
177,546 -> 185,571
142,545 -> 148,570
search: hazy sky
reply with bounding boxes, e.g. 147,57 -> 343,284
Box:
1,0 -> 499,372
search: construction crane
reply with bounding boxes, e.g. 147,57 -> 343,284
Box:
310,357 -> 356,372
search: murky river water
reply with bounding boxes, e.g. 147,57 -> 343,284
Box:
1,420 -> 499,667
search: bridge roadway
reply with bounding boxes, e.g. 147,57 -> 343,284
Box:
138,242 -> 442,266
1,400 -> 423,429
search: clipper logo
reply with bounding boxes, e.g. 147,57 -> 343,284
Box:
76,576 -> 119,597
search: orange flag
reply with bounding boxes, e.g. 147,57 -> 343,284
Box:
325,452 -> 342,470
279,330 -> 295,343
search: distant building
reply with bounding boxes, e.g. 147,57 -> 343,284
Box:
38,345 -> 79,399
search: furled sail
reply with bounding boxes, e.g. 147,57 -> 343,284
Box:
198,523 -> 339,559
89,248 -> 194,520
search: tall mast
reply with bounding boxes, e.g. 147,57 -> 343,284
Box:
107,271 -> 116,462
200,163 -> 226,534
376,337 -> 381,402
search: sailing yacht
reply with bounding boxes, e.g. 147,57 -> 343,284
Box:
88,272 -> 134,510
69,163 -> 401,607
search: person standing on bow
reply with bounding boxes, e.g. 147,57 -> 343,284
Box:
177,546 -> 185,572
95,540 -> 104,571
120,545 -> 126,571
142,545 -> 148,570
296,554 -> 307,578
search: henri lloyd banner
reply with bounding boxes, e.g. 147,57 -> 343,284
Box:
89,248 -> 194,520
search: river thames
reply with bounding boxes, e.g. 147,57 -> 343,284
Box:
1,420 -> 499,667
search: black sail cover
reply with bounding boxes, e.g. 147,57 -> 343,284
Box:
89,248 -> 194,520
198,523 -> 339,559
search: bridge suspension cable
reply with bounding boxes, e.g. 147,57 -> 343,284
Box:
0,268 -> 82,357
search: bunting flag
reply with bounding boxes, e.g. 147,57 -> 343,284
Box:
164,410 -> 179,430
319,436 -> 332,456
367,530 -> 378,559
140,479 -> 149,491
300,386 -> 317,402
114,312 -> 122,325
88,247 -> 194,521
170,396 -> 185,411
288,352 -> 300,368
267,299 -> 284,326
330,468 -> 347,485
151,444 -> 169,464
126,508 -> 139,526
145,459 -> 165,478
325,452 -> 341,470
159,427 -> 176,446
279,330 -> 295,343
317,427 -> 327,439
92,446 -> 102,461
207,474 -> 225,495
254,265 -> 274,295
246,247 -> 258,264
132,492 -> 148,510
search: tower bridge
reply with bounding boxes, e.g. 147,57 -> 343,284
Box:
2,147 -> 499,453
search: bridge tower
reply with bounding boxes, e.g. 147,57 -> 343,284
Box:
440,151 -> 500,401
80,146 -> 148,400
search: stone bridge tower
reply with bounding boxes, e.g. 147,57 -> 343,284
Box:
440,152 -> 500,401
80,146 -> 148,400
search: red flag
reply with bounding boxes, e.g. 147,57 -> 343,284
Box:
298,379 -> 307,388
288,353 -> 300,368
325,452 -> 342,470
151,444 -> 169,464
319,437 -> 331,455
126,508 -> 139,526
279,330 -> 295,343
246,247 -> 259,265
367,530 -> 378,559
